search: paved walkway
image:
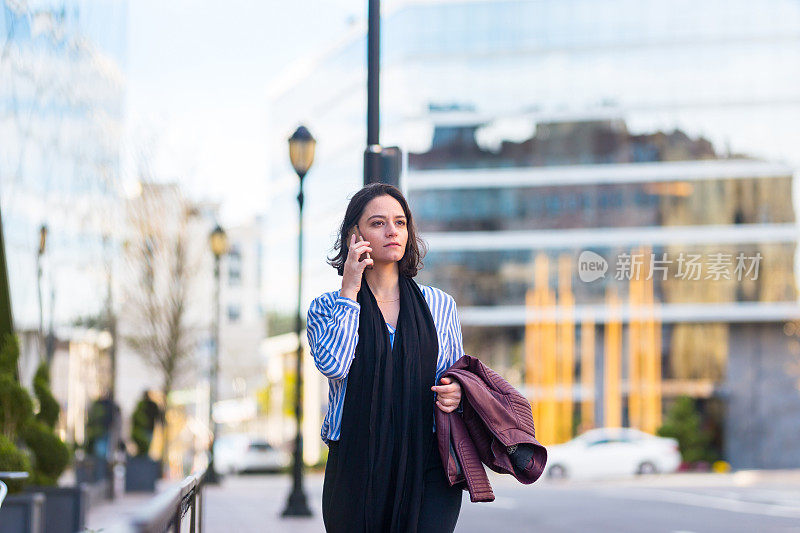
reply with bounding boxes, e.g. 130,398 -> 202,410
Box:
84,472 -> 326,532
84,478 -> 173,532
204,473 -> 325,532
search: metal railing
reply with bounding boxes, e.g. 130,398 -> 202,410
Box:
127,466 -> 207,533
0,471 -> 30,510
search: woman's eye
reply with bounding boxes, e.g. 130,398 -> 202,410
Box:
397,220 -> 406,226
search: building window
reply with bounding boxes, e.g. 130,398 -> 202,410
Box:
227,305 -> 241,323
228,245 -> 242,286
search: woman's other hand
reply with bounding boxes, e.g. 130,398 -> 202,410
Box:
432,377 -> 461,413
340,232 -> 373,300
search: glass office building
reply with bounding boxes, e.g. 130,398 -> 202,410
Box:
266,0 -> 800,467
0,0 -> 127,330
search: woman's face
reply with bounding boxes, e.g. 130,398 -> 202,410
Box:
356,195 -> 408,265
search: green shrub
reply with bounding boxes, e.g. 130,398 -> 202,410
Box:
0,434 -> 30,493
85,399 -> 108,456
0,333 -> 19,375
131,400 -> 153,457
0,374 -> 33,438
33,362 -> 59,429
21,420 -> 69,486
0,334 -> 32,493
657,395 -> 716,464
0,335 -> 33,439
23,361 -> 69,485
0,335 -> 69,489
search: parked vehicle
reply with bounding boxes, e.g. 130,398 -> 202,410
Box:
545,427 -> 681,480
213,434 -> 289,474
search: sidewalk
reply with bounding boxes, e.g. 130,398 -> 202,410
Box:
84,478 -> 174,532
84,472 -> 326,532
204,473 -> 325,532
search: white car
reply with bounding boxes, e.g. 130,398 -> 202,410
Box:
213,434 -> 290,474
544,427 -> 681,480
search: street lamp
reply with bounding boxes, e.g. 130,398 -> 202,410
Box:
282,125 -> 315,517
364,0 -> 381,184
288,126 -> 316,179
207,224 -> 229,484
102,234 -> 117,412
37,224 -> 47,363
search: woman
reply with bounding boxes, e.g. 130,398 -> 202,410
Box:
307,183 -> 465,533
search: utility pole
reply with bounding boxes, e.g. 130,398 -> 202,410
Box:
37,225 -> 46,362
364,0 -> 382,185
104,235 -> 117,403
363,0 -> 402,188
45,287 -> 55,364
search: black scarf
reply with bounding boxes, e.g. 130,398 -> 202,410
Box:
326,274 -> 439,533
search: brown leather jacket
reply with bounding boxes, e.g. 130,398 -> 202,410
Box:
434,355 -> 547,502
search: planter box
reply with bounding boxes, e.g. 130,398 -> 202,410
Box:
75,457 -> 112,507
75,457 -> 108,484
24,485 -> 88,533
83,478 -> 110,509
125,456 -> 160,492
0,491 -> 44,533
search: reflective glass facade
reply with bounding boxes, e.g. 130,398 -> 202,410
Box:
267,0 -> 800,310
267,0 -> 800,463
411,175 -> 794,231
0,0 -> 126,328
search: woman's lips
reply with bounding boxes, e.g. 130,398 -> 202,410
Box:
385,243 -> 401,247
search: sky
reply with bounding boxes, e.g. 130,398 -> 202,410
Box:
125,0 -> 800,229
125,0 -> 363,226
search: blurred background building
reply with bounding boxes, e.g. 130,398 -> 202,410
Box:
265,0 -> 800,468
217,216 -> 267,403
211,216 -> 271,441
0,0 -> 128,447
1,1 -> 273,472
0,0 -> 126,335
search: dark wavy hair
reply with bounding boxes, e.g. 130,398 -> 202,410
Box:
327,183 -> 426,277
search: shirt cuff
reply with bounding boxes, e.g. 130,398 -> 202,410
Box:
335,296 -> 360,312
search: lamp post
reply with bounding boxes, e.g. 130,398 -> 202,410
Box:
102,235 -> 117,409
102,234 -> 118,499
363,0 -> 402,187
37,224 -> 47,362
364,0 -> 382,185
207,224 -> 228,484
282,125 -> 315,517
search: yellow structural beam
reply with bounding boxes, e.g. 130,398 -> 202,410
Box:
604,286 -> 623,428
542,267 -> 558,445
524,254 -> 559,445
628,246 -> 644,430
653,306 -> 663,431
580,318 -> 595,432
525,287 -> 538,427
558,254 -> 575,443
642,254 -> 663,434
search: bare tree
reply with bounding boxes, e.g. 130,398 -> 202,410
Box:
122,183 -> 205,468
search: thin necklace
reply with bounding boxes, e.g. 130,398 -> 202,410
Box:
376,297 -> 399,303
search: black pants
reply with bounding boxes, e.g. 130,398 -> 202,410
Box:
322,438 -> 462,532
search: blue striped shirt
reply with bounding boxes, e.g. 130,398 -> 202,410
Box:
307,284 -> 465,444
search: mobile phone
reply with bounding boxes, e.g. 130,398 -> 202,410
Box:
348,225 -> 373,269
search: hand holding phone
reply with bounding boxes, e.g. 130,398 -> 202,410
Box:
341,226 -> 374,300
348,225 -> 373,269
